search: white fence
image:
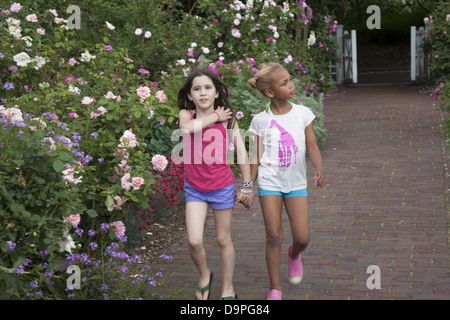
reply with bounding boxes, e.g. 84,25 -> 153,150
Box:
332,25 -> 357,84
410,26 -> 427,81
330,24 -> 428,84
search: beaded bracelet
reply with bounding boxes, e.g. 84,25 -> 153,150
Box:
240,188 -> 253,194
242,181 -> 253,189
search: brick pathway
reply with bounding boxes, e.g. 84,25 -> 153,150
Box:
163,84 -> 450,300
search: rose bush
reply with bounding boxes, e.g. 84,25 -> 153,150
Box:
423,2 -> 450,139
181,0 -> 338,97
0,3 -> 174,299
0,0 -> 335,299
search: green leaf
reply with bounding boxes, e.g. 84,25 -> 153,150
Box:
105,195 -> 114,207
0,242 -> 9,254
87,209 -> 97,218
109,229 -> 116,241
53,160 -> 64,172
34,176 -> 46,184
133,110 -> 142,119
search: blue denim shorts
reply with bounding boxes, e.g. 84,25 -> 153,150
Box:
258,188 -> 309,198
184,181 -> 236,210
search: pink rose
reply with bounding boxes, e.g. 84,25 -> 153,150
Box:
110,221 -> 126,236
81,96 -> 94,105
136,86 -> 151,99
155,90 -> 167,103
118,129 -> 137,148
65,76 -> 76,84
107,195 -> 124,211
131,176 -> 144,190
121,173 -> 131,191
63,214 -> 81,228
151,154 -> 168,171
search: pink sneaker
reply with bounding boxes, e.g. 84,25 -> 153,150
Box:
288,244 -> 303,284
267,289 -> 282,300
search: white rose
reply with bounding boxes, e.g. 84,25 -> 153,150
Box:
6,17 -> 21,27
33,56 -> 46,70
4,107 -> 23,123
307,31 -> 316,48
135,28 -> 142,35
13,52 -> 32,67
105,21 -> 115,30
26,14 -> 38,23
80,51 -> 96,62
8,26 -> 22,38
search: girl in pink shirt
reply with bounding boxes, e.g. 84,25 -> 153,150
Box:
178,68 -> 253,300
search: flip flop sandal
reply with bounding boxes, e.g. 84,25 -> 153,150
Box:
219,294 -> 238,300
194,272 -> 213,300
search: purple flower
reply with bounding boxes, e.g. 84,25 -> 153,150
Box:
159,254 -> 173,262
44,270 -> 54,280
74,228 -> 84,237
90,132 -> 98,139
116,234 -> 127,243
104,45 -> 112,51
72,133 -> 81,145
6,240 -> 15,253
138,68 -> 150,77
118,266 -> 128,274
29,280 -> 39,290
100,223 -> 109,233
89,242 -> 98,251
81,154 -> 93,164
3,82 -> 14,90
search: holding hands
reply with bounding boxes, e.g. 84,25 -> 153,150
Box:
235,181 -> 254,209
236,189 -> 254,209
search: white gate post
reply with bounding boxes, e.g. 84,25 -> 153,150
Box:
351,29 -> 358,83
411,26 -> 416,81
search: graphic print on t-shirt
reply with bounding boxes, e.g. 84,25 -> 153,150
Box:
269,119 -> 298,167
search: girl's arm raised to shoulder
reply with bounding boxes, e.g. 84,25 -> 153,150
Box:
305,123 -> 325,188
178,107 -> 232,134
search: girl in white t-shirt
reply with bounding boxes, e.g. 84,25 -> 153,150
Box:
247,63 -> 325,300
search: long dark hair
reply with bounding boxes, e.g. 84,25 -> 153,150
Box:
178,68 -> 236,130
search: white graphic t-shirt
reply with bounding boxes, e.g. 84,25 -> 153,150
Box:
248,103 -> 315,193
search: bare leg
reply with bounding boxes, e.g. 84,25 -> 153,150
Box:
185,201 -> 211,300
284,196 -> 310,259
213,208 -> 235,298
259,195 -> 284,291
